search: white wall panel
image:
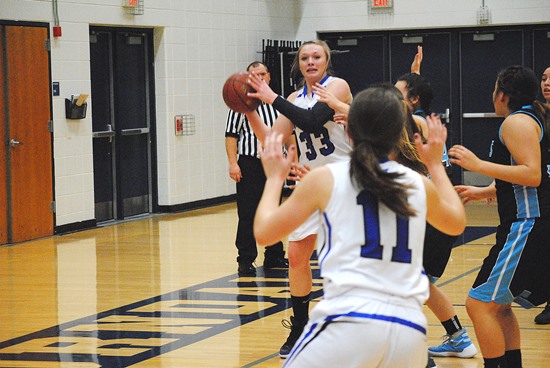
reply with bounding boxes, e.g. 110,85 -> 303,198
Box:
295,0 -> 550,39
2,0 -> 549,228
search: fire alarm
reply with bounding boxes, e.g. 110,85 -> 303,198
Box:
53,26 -> 62,38
174,115 -> 183,136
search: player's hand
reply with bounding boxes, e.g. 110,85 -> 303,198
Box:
454,185 -> 495,205
313,83 -> 350,118
414,113 -> 446,168
247,72 -> 278,104
285,163 -> 311,188
260,133 -> 296,181
449,144 -> 483,172
313,83 -> 338,107
411,45 -> 423,74
333,113 -> 348,126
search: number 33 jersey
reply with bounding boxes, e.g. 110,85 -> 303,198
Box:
293,76 -> 352,169
318,159 -> 429,308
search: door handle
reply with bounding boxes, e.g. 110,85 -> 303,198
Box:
121,128 -> 149,136
462,112 -> 499,119
10,139 -> 23,147
441,108 -> 450,124
92,131 -> 116,138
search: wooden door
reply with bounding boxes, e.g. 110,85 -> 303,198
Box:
0,27 -> 7,244
3,25 -> 53,244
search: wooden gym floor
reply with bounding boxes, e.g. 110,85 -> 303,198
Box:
0,201 -> 549,367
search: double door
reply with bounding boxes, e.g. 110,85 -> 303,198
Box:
328,32 -> 452,113
456,27 -> 549,185
90,28 -> 156,222
323,24 -> 550,185
458,29 -> 523,185
1,25 -> 53,245
328,31 -> 455,179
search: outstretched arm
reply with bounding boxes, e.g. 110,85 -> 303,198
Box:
411,45 -> 423,75
449,114 -> 541,187
244,103 -> 295,145
244,110 -> 272,143
271,96 -> 335,133
247,73 -> 351,133
455,181 -> 496,205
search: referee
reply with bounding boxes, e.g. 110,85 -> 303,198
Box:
224,61 -> 288,276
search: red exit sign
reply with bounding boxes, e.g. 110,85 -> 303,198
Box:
372,0 -> 392,8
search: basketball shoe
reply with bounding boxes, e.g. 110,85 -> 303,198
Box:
279,316 -> 307,358
427,355 -> 438,368
428,328 -> 477,358
534,303 -> 550,324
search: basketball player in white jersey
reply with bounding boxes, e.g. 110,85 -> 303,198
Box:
254,85 -> 466,367
245,40 -> 352,357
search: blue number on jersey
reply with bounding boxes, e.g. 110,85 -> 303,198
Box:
356,190 -> 412,264
298,127 -> 336,161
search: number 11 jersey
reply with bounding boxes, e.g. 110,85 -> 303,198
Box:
318,159 -> 429,308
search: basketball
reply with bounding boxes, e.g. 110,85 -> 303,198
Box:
222,72 -> 261,114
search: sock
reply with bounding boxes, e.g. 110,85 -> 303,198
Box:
442,315 -> 463,336
505,349 -> 522,368
291,294 -> 310,322
484,355 -> 507,368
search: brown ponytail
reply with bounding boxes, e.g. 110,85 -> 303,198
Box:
347,85 -> 417,218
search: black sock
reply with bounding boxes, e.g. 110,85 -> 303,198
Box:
291,294 -> 310,322
505,349 -> 522,368
484,355 -> 507,368
442,315 -> 463,336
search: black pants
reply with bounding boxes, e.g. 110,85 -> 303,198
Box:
235,156 -> 284,264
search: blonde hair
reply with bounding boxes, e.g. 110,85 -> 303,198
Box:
396,101 -> 428,175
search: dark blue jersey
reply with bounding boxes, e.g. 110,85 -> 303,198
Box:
489,106 -> 550,222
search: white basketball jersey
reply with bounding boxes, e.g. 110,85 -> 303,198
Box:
317,159 -> 429,308
293,76 -> 352,169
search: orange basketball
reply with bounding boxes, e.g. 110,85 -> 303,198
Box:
222,72 -> 261,114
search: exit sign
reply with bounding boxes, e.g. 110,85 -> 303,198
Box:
373,0 -> 391,7
123,0 -> 138,6
369,0 -> 393,13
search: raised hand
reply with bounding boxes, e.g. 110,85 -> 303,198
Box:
414,113 -> 446,168
411,45 -> 423,74
246,72 -> 278,104
260,133 -> 296,182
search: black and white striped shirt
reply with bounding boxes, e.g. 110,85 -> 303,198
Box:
224,103 -> 278,158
